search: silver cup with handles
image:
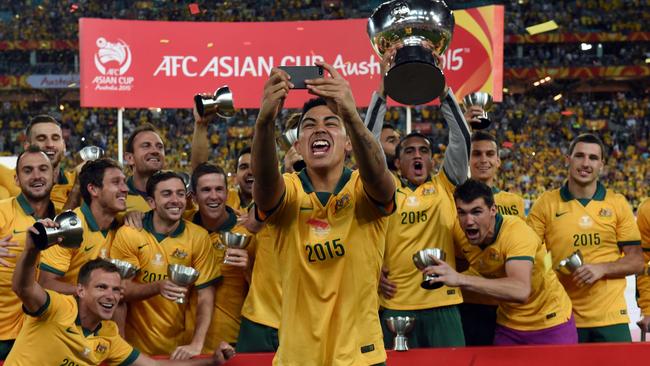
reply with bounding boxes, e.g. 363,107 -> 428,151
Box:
167,264 -> 200,304
461,92 -> 494,130
385,316 -> 416,351
412,248 -> 446,290
194,85 -> 235,119
31,210 -> 84,250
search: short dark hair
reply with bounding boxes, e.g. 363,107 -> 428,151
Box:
568,133 -> 606,160
382,123 -> 397,132
191,163 -> 227,193
297,97 -> 328,137
237,146 -> 251,163
78,258 -> 120,286
80,158 -> 123,205
146,170 -> 185,198
395,132 -> 433,159
25,115 -> 60,138
454,179 -> 495,207
126,123 -> 161,153
15,145 -> 50,173
471,130 -> 498,148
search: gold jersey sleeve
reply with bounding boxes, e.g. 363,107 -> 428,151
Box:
39,204 -> 115,284
6,290 -> 138,366
263,169 -> 388,366
635,199 -> 650,314
381,172 -> 463,310
0,164 -> 19,199
459,215 -> 572,330
50,169 -> 76,212
226,187 -> 247,213
527,184 -> 641,327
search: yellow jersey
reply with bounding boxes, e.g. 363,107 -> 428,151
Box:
184,207 -> 254,350
493,187 -> 525,218
527,182 -> 641,327
5,290 -> 138,366
0,164 -> 19,200
110,211 -> 221,355
40,202 -> 117,284
227,187 -> 251,213
259,168 -> 391,366
125,176 -> 151,213
635,199 -> 650,314
51,168 -> 76,212
455,214 -> 573,330
382,172 -> 463,310
0,194 -> 56,340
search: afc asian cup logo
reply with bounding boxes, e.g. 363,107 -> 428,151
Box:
94,37 -> 132,76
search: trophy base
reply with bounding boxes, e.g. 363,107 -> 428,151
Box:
393,335 -> 409,352
385,46 -> 445,105
420,274 -> 443,290
470,117 -> 491,130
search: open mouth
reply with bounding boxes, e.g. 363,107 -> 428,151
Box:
44,150 -> 57,159
31,181 -> 46,188
166,207 -> 182,214
244,177 -> 254,184
206,202 -> 221,209
311,139 -> 330,156
413,161 -> 424,175
99,301 -> 114,310
465,228 -> 480,240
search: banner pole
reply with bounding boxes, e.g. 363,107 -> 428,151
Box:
406,106 -> 412,134
118,108 -> 124,165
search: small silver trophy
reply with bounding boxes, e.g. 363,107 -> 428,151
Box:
194,86 -> 235,119
277,128 -> 298,151
412,248 -> 446,289
557,250 -> 584,275
386,316 -> 416,351
461,92 -> 494,130
79,146 -> 104,162
219,231 -> 252,264
31,210 -> 84,249
167,264 -> 200,304
106,258 -> 137,279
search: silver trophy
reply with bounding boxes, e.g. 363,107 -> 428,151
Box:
31,210 -> 83,250
177,171 -> 191,192
368,0 -> 455,105
557,250 -> 584,275
194,86 -> 235,119
167,264 -> 200,304
462,92 -> 494,130
79,146 -> 104,162
220,231 -> 252,264
386,316 -> 416,351
412,248 -> 446,289
277,128 -> 298,151
106,258 -> 138,279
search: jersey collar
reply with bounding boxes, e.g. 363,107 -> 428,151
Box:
400,174 -> 433,191
17,193 -> 56,220
491,186 -> 501,194
480,212 -> 504,250
126,176 -> 148,198
143,211 -> 185,242
81,202 -> 117,237
57,168 -> 69,185
560,181 -> 606,205
75,299 -> 102,337
192,206 -> 237,233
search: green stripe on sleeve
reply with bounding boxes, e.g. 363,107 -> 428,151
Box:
118,348 -> 140,366
506,256 -> 534,263
618,240 -> 641,247
39,263 -> 66,276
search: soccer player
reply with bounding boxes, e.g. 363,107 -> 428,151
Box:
377,94 -> 470,348
460,131 -> 525,345
8,221 -> 234,365
110,171 -> 221,359
227,147 -> 254,212
424,179 -> 576,345
124,123 -> 165,212
528,133 -> 643,343
39,158 -> 127,294
0,164 -> 19,200
184,163 -> 254,351
252,62 -> 395,365
633,199 -> 650,333
0,146 -> 56,359
23,115 -> 76,211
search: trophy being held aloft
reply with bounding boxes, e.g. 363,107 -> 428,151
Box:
194,85 -> 235,119
30,211 -> 84,250
462,92 -> 494,130
368,0 -> 455,105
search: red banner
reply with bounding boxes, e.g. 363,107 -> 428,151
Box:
79,6 -> 503,109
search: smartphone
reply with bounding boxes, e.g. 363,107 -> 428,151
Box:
279,66 -> 324,89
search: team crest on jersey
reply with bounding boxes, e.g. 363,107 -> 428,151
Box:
421,186 -> 436,196
99,248 -> 107,259
171,248 -> 188,260
406,195 -> 420,207
598,208 -> 613,217
334,193 -> 351,214
95,343 -> 108,354
307,218 -> 331,237
578,215 -> 593,229
152,253 -> 164,266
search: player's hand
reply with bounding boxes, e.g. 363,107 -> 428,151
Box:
0,235 -> 18,267
377,48 -> 396,97
171,342 -> 202,360
193,93 -> 213,126
258,68 -> 292,125
212,341 -> 236,365
463,105 -> 485,126
306,61 -> 358,123
573,263 -> 606,286
422,255 -> 461,287
240,210 -> 264,234
638,316 -> 650,333
379,267 -> 397,299
283,147 -> 303,174
26,219 -> 61,250
123,211 -> 144,230
224,248 -> 249,269
158,279 -> 188,301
